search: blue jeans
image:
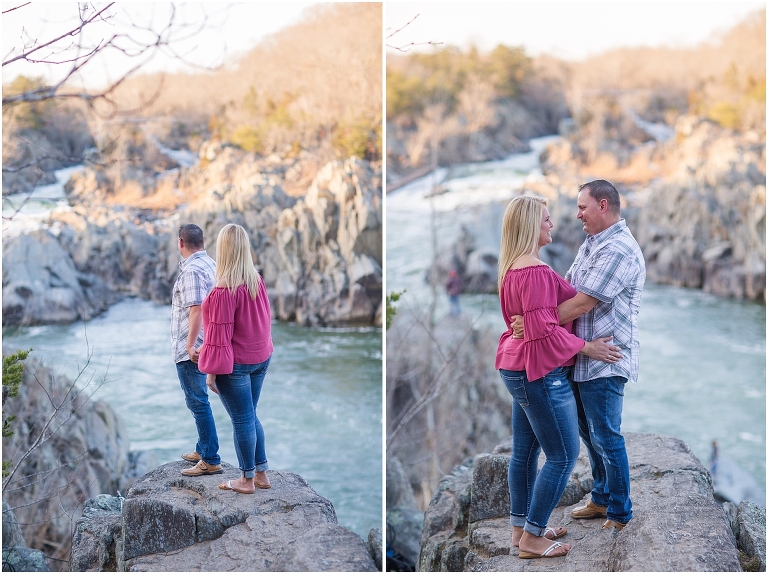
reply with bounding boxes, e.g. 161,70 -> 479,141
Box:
500,366 -> 579,536
215,357 -> 271,477
449,295 -> 461,316
176,360 -> 220,465
570,375 -> 632,524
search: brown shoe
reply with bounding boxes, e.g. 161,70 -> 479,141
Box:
181,460 -> 223,476
602,519 -> 627,531
570,500 -> 608,519
181,451 -> 201,463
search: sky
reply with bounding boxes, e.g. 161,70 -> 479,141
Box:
386,2 -> 765,59
2,2 -> 317,88
3,2 -> 764,90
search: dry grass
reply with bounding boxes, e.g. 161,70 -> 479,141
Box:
112,3 -> 382,155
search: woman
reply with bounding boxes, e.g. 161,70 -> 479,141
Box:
198,223 -> 274,494
495,195 -> 620,558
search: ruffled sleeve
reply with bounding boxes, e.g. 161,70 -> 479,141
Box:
198,288 -> 235,375
512,267 -> 585,381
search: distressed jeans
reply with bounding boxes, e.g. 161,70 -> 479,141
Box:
176,360 -> 220,465
500,366 -> 580,536
216,357 -> 271,477
570,375 -> 633,524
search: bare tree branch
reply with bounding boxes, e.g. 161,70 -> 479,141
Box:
2,2 -> 31,16
385,12 -> 443,53
2,3 -> 116,67
386,13 -> 419,40
2,342 -> 113,491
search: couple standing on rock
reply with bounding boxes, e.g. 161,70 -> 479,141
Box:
495,180 -> 646,558
171,222 -> 274,494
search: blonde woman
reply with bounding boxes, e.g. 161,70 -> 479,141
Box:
198,224 -> 274,494
495,196 -> 620,558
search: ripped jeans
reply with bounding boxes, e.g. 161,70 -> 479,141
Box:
570,375 -> 632,524
500,366 -> 579,536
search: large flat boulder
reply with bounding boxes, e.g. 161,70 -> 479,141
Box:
420,432 -> 749,572
71,461 -> 376,572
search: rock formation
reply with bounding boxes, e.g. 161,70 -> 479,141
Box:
2,500 -> 49,572
1,356 -> 155,569
70,462 -> 378,572
734,501 -> 767,571
386,310 -> 511,508
440,115 -> 766,303
539,114 -> 766,301
180,154 -> 382,326
635,117 -> 765,301
418,432 -> 765,572
2,150 -> 382,327
386,457 -> 423,570
2,228 -> 114,325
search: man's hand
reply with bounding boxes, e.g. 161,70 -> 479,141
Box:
187,345 -> 200,363
187,304 -> 203,362
511,315 -> 524,339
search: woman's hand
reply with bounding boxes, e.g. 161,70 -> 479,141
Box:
510,315 -> 524,339
581,336 -> 622,363
206,374 -> 219,395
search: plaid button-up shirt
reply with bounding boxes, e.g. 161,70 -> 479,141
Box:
566,220 -> 645,383
171,251 -> 216,363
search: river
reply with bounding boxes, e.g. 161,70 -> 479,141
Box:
3,164 -> 383,537
3,300 -> 382,537
386,137 -> 766,498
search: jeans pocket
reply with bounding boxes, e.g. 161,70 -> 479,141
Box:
607,376 -> 626,397
500,370 -> 528,407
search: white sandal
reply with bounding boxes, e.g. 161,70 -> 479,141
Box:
519,540 -> 569,559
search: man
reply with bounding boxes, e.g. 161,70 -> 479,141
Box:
172,223 -> 222,477
513,180 -> 645,530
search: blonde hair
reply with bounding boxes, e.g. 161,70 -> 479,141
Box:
497,195 -> 547,292
215,224 -> 261,299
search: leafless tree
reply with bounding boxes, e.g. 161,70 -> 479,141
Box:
2,337 -> 120,569
2,2 -> 213,217
2,2 -> 210,112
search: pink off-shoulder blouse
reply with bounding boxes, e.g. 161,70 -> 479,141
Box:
198,280 -> 274,375
495,265 -> 585,381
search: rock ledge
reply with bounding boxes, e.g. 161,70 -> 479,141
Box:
419,432 -> 764,572
71,461 -> 377,572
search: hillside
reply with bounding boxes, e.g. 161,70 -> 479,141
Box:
386,9 -> 765,182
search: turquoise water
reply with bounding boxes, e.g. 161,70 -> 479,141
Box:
3,298 -> 382,538
386,144 -> 766,495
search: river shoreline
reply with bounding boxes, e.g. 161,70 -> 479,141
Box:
2,297 -> 383,539
386,137 -> 766,504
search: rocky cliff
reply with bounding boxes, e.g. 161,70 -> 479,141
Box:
2,355 -> 382,572
1,356 -> 156,569
70,462 -> 378,572
418,432 -> 765,572
386,310 -> 511,509
424,114 -> 765,303
541,114 -> 766,301
2,149 -> 382,327
179,153 -> 382,326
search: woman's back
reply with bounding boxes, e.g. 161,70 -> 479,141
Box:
203,280 -> 273,367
